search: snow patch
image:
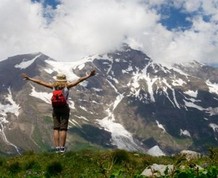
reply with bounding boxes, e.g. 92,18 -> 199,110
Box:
92,88 -> 103,92
74,115 -> 89,121
162,79 -> 180,108
129,62 -> 157,102
97,94 -> 141,151
0,88 -> 20,118
209,123 -> 218,132
147,145 -> 165,156
0,88 -> 21,154
30,85 -> 52,104
69,119 -> 80,127
206,107 -> 218,116
156,120 -> 166,132
183,100 -> 204,111
184,90 -> 198,98
206,80 -> 218,95
122,66 -> 133,73
80,106 -> 88,112
170,66 -> 190,77
15,54 -> 41,69
68,100 -> 75,109
172,78 -> 186,86
180,129 -> 191,137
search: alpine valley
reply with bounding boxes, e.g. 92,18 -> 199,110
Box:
0,45 -> 218,156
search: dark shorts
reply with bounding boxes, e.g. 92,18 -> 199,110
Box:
52,105 -> 70,131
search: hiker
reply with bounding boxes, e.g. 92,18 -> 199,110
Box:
21,70 -> 96,153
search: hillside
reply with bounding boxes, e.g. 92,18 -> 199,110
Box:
0,148 -> 217,177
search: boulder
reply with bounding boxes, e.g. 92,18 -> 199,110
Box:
179,150 -> 201,161
141,164 -> 174,177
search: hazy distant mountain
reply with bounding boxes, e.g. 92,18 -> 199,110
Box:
0,46 -> 217,155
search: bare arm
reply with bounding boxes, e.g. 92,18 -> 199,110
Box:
21,73 -> 53,89
67,70 -> 96,89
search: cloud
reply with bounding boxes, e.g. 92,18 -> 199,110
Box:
0,0 -> 218,65
0,0 -> 48,58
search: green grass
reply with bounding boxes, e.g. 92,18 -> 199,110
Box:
0,148 -> 217,177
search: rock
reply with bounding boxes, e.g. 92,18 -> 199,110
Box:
141,164 -> 174,177
179,150 -> 201,161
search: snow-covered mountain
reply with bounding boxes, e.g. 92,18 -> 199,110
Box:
0,46 -> 218,155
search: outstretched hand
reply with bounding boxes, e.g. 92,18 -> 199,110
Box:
21,73 -> 30,80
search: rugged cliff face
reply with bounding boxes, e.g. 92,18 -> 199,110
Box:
0,46 -> 217,155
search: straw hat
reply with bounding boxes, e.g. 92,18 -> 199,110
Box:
56,73 -> 67,82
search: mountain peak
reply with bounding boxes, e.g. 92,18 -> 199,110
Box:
0,48 -> 218,155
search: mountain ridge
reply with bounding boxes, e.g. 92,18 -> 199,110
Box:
0,46 -> 217,155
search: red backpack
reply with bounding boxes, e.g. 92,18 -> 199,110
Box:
51,89 -> 67,107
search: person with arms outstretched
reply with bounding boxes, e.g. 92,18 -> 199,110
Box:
21,70 -> 96,153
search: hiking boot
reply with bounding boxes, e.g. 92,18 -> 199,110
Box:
60,147 -> 66,153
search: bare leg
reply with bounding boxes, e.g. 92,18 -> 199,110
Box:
53,129 -> 60,147
60,130 -> 67,147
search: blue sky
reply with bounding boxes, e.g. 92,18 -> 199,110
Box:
33,0 -> 194,31
0,0 -> 218,65
32,0 -> 60,9
160,6 -> 193,30
35,0 -> 194,30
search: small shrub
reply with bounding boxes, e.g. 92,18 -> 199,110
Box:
206,166 -> 218,178
8,161 -> 21,174
0,158 -> 4,167
45,161 -> 63,177
208,147 -> 218,165
112,150 -> 130,164
24,160 -> 41,170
